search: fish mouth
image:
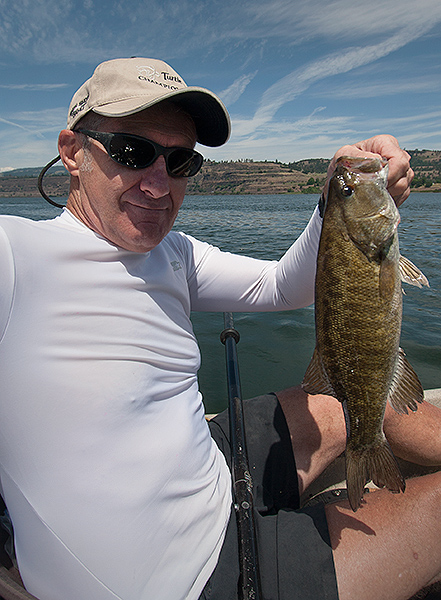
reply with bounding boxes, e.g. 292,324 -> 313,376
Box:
336,156 -> 389,187
337,156 -> 387,173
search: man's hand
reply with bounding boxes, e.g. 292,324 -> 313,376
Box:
325,134 -> 414,207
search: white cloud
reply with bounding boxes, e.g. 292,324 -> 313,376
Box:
247,0 -> 441,43
2,0 -> 441,169
0,83 -> 69,91
7,108 -> 67,130
0,117 -> 34,132
202,106 -> 441,164
0,0 -> 238,64
253,24 -> 435,126
0,131 -> 59,169
0,108 -> 68,168
314,76 -> 441,100
219,72 -> 258,106
3,0 -> 441,66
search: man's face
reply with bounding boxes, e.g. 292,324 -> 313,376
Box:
66,104 -> 197,252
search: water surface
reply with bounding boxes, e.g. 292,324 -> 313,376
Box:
1,193 -> 439,413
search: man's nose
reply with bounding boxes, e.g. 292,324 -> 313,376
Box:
139,156 -> 170,197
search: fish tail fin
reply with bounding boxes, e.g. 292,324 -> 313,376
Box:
346,438 -> 405,511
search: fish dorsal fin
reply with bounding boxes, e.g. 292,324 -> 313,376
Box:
302,347 -> 336,397
399,255 -> 430,288
388,347 -> 424,414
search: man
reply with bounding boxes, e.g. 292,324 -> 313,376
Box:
0,57 -> 439,600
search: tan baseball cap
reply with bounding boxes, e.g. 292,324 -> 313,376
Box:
67,57 -> 231,147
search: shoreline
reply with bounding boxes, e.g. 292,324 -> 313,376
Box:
1,189 -> 440,199
2,149 -> 441,197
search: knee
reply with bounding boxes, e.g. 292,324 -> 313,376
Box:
276,387 -> 346,451
276,387 -> 347,494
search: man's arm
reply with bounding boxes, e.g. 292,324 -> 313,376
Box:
0,224 -> 16,342
188,135 -> 413,313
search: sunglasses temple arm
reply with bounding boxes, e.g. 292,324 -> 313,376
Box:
38,156 -> 66,209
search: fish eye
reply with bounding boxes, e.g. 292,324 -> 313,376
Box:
341,185 -> 353,197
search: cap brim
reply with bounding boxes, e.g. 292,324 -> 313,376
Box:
93,86 -> 230,147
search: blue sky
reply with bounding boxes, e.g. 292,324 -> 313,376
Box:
1,0 -> 441,170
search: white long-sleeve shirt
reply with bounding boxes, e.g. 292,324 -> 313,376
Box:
0,207 -> 321,600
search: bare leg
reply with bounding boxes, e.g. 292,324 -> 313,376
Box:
327,472 -> 441,600
276,387 -> 441,599
384,400 -> 441,466
276,386 -> 346,494
276,386 -> 441,495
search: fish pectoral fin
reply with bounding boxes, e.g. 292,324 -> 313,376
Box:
399,255 -> 430,288
379,255 -> 397,299
302,347 -> 336,397
388,347 -> 424,414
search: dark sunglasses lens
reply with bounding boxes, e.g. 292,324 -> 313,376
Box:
167,149 -> 203,177
105,133 -> 203,176
108,135 -> 156,169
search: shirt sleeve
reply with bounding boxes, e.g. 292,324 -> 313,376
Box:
0,225 -> 15,342
183,207 -> 322,312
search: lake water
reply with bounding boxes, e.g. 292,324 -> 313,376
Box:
0,193 -> 440,414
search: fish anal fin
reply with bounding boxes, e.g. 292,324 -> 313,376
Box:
388,348 -> 424,414
399,255 -> 430,288
346,438 -> 405,512
302,347 -> 336,397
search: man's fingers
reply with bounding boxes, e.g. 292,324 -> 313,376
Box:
324,136 -> 413,207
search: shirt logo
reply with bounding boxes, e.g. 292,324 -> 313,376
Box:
170,261 -> 182,272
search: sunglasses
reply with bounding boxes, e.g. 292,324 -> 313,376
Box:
75,129 -> 204,177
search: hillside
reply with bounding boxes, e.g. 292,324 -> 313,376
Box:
407,149 -> 441,189
0,150 -> 440,198
185,159 -> 329,195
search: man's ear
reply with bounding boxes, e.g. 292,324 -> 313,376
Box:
58,130 -> 83,177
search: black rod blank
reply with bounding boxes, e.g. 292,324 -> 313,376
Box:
220,313 -> 262,600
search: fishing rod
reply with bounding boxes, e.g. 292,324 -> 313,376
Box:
220,313 -> 262,600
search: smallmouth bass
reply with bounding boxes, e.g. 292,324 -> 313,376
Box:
302,156 -> 429,511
